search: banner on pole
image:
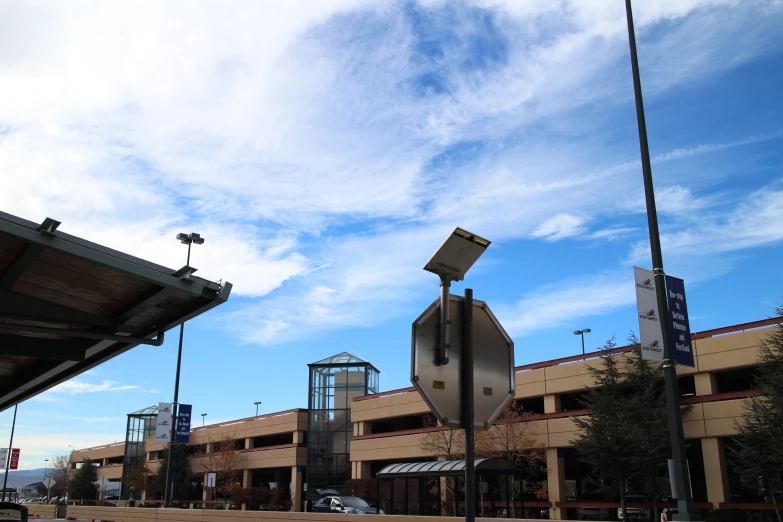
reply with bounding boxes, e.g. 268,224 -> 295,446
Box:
0,448 -> 7,468
9,449 -> 20,470
176,404 -> 192,444
634,267 -> 664,362
665,275 -> 695,367
155,402 -> 173,442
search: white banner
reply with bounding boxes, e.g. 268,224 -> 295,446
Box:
634,267 -> 664,362
155,402 -> 173,443
0,448 -> 7,468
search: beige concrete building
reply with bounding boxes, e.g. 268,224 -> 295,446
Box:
70,317 -> 780,518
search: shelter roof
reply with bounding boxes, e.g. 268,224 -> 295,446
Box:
0,212 -> 232,411
376,458 -> 518,478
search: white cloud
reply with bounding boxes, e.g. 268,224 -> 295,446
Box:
531,214 -> 588,242
1,0 -> 781,345
495,272 -> 635,336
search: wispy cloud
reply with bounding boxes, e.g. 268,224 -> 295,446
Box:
48,380 -> 141,395
1,0 -> 781,346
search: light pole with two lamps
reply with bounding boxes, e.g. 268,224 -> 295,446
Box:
201,413 -> 207,427
163,232 -> 205,508
254,402 -> 262,417
573,328 -> 591,355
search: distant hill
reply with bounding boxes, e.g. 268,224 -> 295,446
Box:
0,469 -> 48,491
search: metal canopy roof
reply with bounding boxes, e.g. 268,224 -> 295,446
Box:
129,405 -> 158,416
376,458 -> 518,478
0,211 -> 233,411
309,351 -> 380,372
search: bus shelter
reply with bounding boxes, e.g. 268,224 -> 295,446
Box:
376,458 -> 521,517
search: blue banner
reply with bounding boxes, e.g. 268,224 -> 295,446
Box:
665,276 -> 695,367
176,404 -> 192,444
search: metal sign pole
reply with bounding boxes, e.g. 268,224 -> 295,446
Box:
1,404 -> 17,502
463,289 -> 476,522
624,0 -> 696,519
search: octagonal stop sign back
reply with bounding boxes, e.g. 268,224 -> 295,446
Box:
411,294 -> 515,430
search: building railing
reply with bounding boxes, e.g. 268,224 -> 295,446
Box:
71,441 -> 125,453
190,408 -> 307,432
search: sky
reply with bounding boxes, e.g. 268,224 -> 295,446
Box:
1,0 -> 782,471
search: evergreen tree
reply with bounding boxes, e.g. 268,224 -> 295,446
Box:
69,458 -> 98,500
731,304 -> 783,522
573,334 -> 685,520
151,444 -> 191,502
572,336 -> 638,520
624,333 -> 673,522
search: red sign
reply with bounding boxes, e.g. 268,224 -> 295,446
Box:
9,449 -> 20,470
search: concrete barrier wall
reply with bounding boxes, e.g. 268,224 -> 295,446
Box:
63,507 -> 477,522
26,504 -> 58,518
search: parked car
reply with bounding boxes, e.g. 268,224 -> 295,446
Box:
618,495 -> 650,520
311,496 -> 379,514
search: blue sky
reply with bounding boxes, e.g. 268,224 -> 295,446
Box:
1,0 -> 782,470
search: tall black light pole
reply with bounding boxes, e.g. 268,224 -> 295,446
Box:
163,232 -> 204,508
201,414 -> 207,427
573,328 -> 591,355
254,402 -> 262,417
624,1 -> 697,519
1,405 -> 17,501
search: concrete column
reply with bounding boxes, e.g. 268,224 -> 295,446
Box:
293,430 -> 305,444
546,448 -> 566,520
245,437 -> 253,449
202,473 -> 209,502
702,438 -> 730,508
352,461 -> 371,479
353,421 -> 370,436
291,465 -> 303,512
695,373 -> 718,396
544,394 -> 562,414
242,469 -> 252,489
206,443 -> 213,454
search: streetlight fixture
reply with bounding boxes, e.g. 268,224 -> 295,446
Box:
423,227 -> 491,522
254,402 -> 262,416
423,227 -> 490,366
201,413 -> 207,427
163,232 -> 205,508
573,328 -> 592,355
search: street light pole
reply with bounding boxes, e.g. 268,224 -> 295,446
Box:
573,329 -> 591,355
201,414 -> 207,427
163,232 -> 204,508
1,405 -> 17,501
44,459 -> 50,501
624,1 -> 697,519
254,402 -> 262,417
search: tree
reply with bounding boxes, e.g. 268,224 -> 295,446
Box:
573,335 -> 690,522
572,336 -> 639,520
419,413 -> 464,515
151,444 -> 191,502
69,458 -> 98,500
195,434 -> 243,505
475,405 -> 547,517
126,460 -> 151,500
48,454 -> 71,499
624,333 -> 674,522
731,304 -> 783,522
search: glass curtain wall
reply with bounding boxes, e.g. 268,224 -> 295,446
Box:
120,406 -> 157,500
307,353 -> 379,492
